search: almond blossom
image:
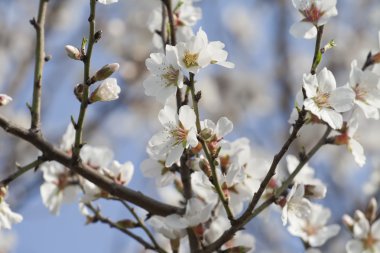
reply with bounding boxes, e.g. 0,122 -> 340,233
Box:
287,203 -> 340,247
0,187 -> 22,230
140,153 -> 177,187
148,105 -> 198,167
143,45 -> 184,103
281,184 -> 311,225
333,117 -> 365,167
175,27 -> 234,74
346,210 -> 380,253
347,60 -> 380,119
286,155 -> 327,198
89,78 -> 121,102
0,94 -> 12,106
290,0 -> 338,39
303,67 -> 355,129
148,0 -> 201,48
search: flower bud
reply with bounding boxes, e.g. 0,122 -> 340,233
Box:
366,197 -> 378,222
89,78 -> 120,103
0,94 -> 12,106
342,214 -> 354,231
74,84 -> 84,102
91,63 -> 120,83
199,128 -> 213,141
372,52 -> 380,64
304,184 -> 327,199
199,159 -> 211,177
0,186 -> 7,201
65,45 -> 82,60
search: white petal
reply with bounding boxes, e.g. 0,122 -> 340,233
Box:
349,139 -> 366,167
289,21 -> 317,39
303,73 -> 318,98
317,67 -> 336,92
329,87 -> 355,112
215,117 -> 233,138
165,145 -> 184,167
179,105 -> 197,130
319,108 -> 342,129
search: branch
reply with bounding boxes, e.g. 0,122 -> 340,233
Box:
0,157 -> 45,186
0,115 -> 183,216
118,200 -> 166,252
188,73 -> 234,221
73,0 -> 97,158
200,126 -> 331,253
86,204 -> 159,251
30,0 -> 49,133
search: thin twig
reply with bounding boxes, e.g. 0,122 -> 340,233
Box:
73,0 -> 97,159
0,157 -> 45,186
117,200 -> 166,253
86,204 -> 157,251
188,73 -> 234,221
30,0 -> 49,133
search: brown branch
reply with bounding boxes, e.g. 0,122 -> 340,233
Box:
86,204 -> 158,251
0,115 -> 183,216
30,0 -> 49,133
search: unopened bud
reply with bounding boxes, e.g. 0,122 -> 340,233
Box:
199,128 -> 213,141
65,45 -> 82,60
366,197 -> 378,222
0,186 -> 7,201
372,52 -> 380,64
0,94 -> 12,106
74,84 -> 84,102
89,78 -> 121,103
199,159 -> 211,177
342,214 -> 354,231
304,184 -> 326,199
321,40 -> 336,54
91,63 -> 120,83
170,238 -> 180,252
116,219 -> 137,228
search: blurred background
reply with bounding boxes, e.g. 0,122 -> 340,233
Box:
0,0 -> 380,252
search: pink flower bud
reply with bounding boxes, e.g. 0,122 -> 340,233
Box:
89,78 -> 121,103
92,63 -> 120,82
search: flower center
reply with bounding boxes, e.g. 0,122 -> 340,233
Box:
161,66 -> 179,87
363,233 -> 377,250
170,125 -> 189,146
313,92 -> 330,108
301,4 -> 323,23
354,85 -> 368,102
183,51 -> 199,68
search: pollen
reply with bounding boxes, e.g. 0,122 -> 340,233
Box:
183,51 -> 199,68
313,92 -> 330,108
354,85 -> 368,102
161,66 -> 179,87
170,126 -> 189,146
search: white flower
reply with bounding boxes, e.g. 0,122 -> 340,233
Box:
89,78 -> 121,102
0,94 -> 12,106
0,231 -> 16,252
147,216 -> 186,240
286,155 -> 327,198
97,0 -> 118,5
0,187 -> 23,230
39,124 -> 79,215
333,116 -> 365,167
40,162 -> 80,215
282,184 -> 311,225
290,0 -> 338,39
105,161 -> 134,185
148,105 -> 198,167
303,67 -> 355,129
165,198 -> 213,229
288,203 -> 340,247
347,60 -> 380,119
148,0 -> 201,48
346,211 -> 380,253
143,45 -> 184,103
140,156 -> 177,187
201,116 -> 233,140
175,28 -> 234,74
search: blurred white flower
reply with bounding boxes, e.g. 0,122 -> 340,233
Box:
89,78 -> 121,102
97,0 -> 118,5
0,187 -> 23,230
288,203 -> 340,247
333,117 -> 365,167
290,0 -> 338,39
347,60 -> 380,119
282,184 -> 311,225
0,94 -> 12,106
346,210 -> 380,253
303,67 -> 355,129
